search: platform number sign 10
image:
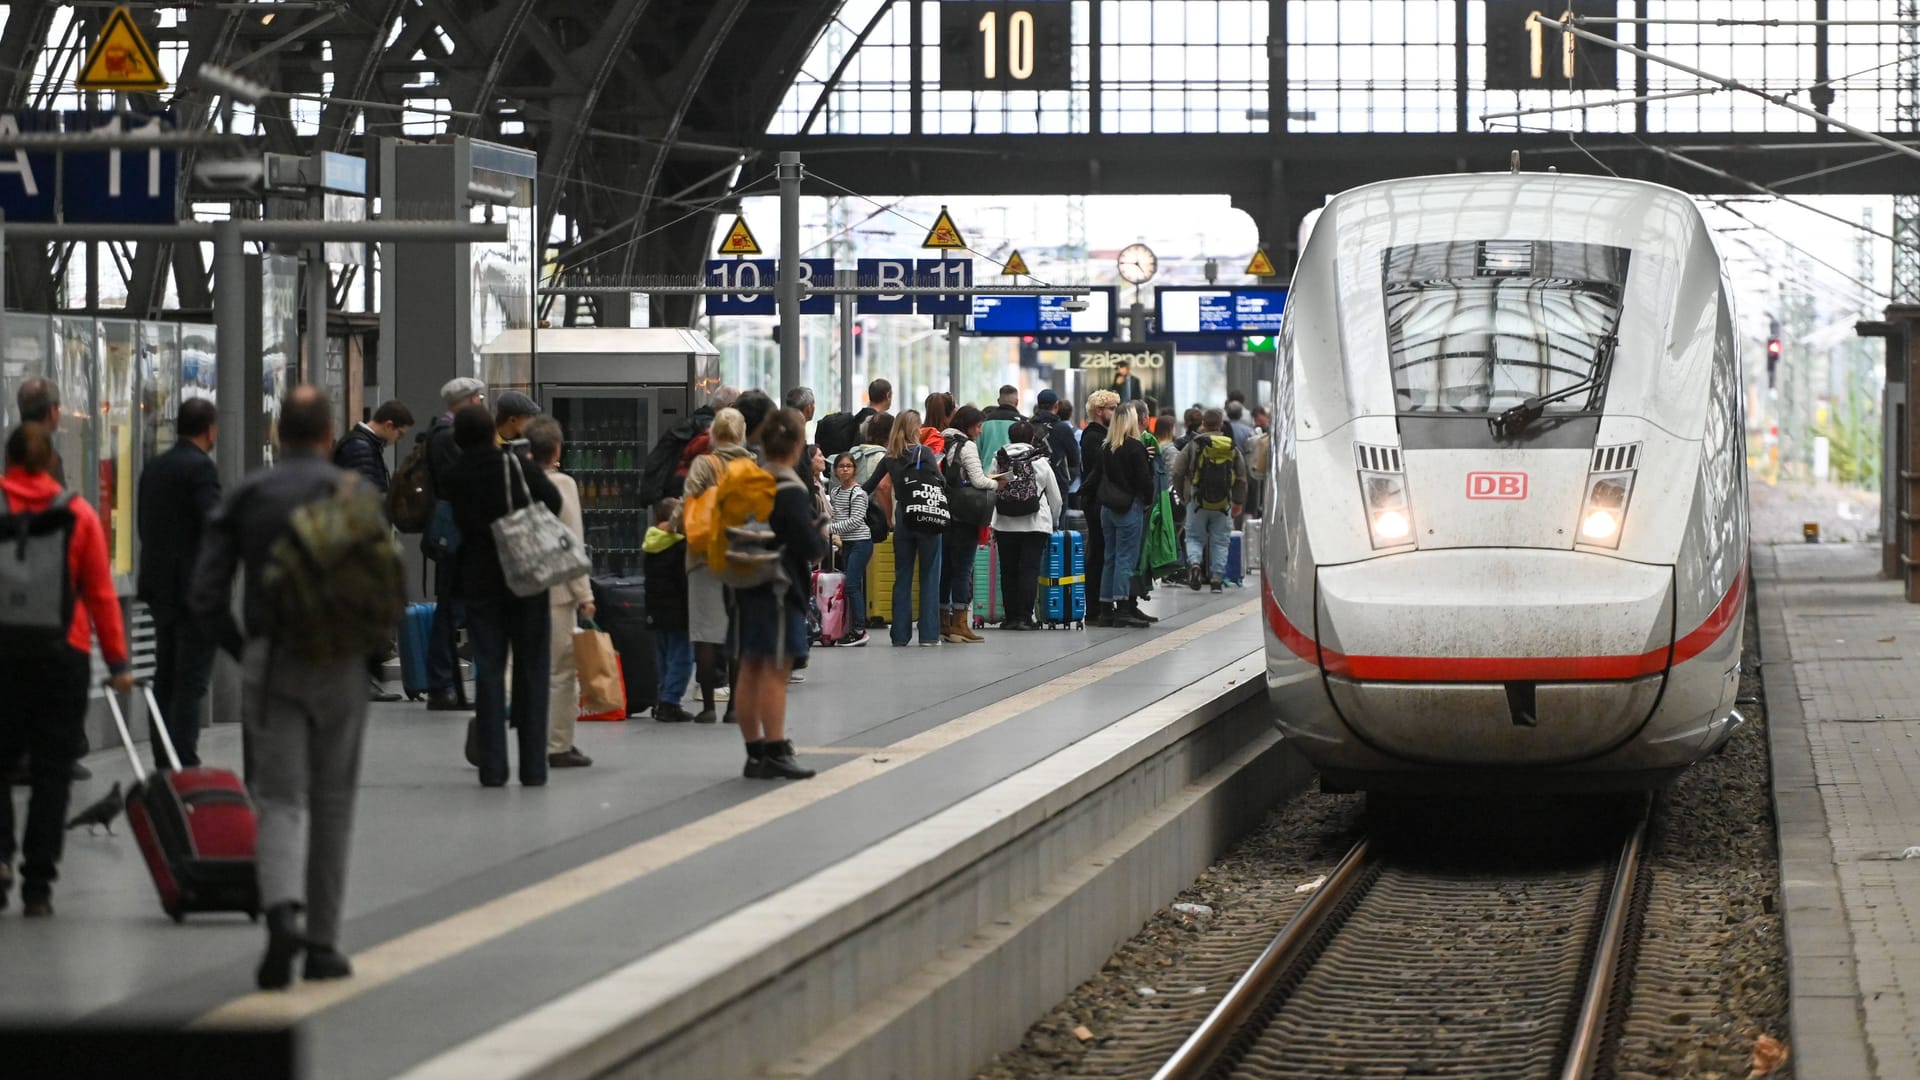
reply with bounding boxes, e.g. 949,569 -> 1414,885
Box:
939,1 -> 1072,92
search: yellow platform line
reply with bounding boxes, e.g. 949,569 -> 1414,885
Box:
195,601 -> 1257,1028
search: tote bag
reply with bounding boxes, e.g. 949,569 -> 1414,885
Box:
492,454 -> 592,597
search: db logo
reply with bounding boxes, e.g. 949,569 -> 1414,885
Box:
1466,472 -> 1528,500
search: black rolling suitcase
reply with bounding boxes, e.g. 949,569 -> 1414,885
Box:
590,575 -> 658,714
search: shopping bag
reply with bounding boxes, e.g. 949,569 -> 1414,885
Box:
574,623 -> 627,718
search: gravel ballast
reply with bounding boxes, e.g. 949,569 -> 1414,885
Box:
978,621 -> 1788,1078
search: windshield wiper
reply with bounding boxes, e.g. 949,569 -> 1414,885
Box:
1486,334 -> 1619,440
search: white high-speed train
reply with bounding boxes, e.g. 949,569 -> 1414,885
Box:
1262,172 -> 1748,793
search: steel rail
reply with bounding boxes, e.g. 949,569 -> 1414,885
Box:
1559,798 -> 1651,1080
1148,838 -> 1376,1080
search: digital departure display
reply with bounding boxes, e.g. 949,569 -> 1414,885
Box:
971,287 -> 1114,336
1155,286 -> 1289,336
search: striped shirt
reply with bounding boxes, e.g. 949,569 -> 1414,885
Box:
828,483 -> 871,542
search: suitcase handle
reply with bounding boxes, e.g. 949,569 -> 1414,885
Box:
100,677 -> 179,778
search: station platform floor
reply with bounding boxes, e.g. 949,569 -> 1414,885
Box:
3,585 -> 1260,1079
1759,541 -> 1920,1080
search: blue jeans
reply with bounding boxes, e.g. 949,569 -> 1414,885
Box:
467,594 -> 550,787
891,527 -> 944,645
939,525 -> 979,611
842,538 -> 872,630
1185,507 -> 1233,582
1099,503 -> 1145,602
654,629 -> 694,708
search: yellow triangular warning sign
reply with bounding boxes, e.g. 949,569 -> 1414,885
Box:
717,216 -> 762,256
78,7 -> 168,92
1246,248 -> 1278,277
922,206 -> 967,250
1002,250 -> 1030,276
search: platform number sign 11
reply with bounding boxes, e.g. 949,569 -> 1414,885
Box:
939,1 -> 1072,92
1483,0 -> 1617,91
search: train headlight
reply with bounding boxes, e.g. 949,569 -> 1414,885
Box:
1577,472 -> 1634,549
1359,471 -> 1413,548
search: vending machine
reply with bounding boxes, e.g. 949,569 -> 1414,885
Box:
486,327 -> 720,576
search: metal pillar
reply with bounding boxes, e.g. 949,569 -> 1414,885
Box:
304,242 -> 327,383
1898,0 -> 1920,301
948,318 -> 962,396
778,151 -> 803,398
213,221 -> 247,490
837,267 -> 856,413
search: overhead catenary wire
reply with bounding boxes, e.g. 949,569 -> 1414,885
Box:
1553,14 -> 1920,167
806,169 -> 1068,289
554,170 -> 777,273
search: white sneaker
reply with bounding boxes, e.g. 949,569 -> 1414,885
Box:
711,686 -> 730,702
789,672 -> 806,684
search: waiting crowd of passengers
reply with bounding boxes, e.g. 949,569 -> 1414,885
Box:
0,371 -> 1266,990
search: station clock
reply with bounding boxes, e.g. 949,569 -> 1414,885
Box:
1117,243 -> 1157,286
939,1 -> 1073,92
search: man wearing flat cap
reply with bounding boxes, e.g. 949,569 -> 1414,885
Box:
493,391 -> 540,446
423,377 -> 485,712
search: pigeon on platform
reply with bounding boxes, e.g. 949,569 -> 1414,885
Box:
66,783 -> 124,835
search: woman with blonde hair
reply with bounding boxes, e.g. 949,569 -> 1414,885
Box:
682,407 -> 752,722
884,408 -> 945,645
1093,402 -> 1154,628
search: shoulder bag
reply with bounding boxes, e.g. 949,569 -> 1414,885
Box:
492,454 -> 593,597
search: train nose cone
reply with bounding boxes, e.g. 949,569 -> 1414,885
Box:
1314,549 -> 1674,767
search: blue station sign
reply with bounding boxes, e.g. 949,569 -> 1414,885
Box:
0,111 -> 179,224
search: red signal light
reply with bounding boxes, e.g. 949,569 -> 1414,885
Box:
1021,335 -> 1035,344
1767,338 -> 1781,356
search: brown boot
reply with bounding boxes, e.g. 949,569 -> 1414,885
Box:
939,610 -> 965,644
954,609 -> 985,643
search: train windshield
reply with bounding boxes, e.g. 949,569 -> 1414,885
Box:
1382,240 -> 1630,417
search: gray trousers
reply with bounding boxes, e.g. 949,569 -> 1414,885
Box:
242,639 -> 369,949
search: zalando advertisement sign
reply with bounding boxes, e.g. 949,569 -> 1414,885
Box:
1069,341 -> 1176,407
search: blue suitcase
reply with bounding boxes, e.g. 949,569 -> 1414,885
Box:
1224,531 -> 1244,585
399,601 -> 435,700
1038,531 -> 1087,628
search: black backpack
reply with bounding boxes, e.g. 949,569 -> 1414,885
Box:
1037,417 -> 1073,491
896,447 -> 951,534
815,411 -> 865,456
386,436 -> 434,533
639,411 -> 713,507
994,447 -> 1042,517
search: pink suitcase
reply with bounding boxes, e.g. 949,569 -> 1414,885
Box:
814,571 -> 849,644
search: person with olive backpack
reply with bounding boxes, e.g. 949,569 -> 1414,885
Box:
1171,407 -> 1249,593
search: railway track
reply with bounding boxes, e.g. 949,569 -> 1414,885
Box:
1150,801 -> 1651,1080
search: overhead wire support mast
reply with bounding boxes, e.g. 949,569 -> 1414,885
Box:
1551,13 -> 1920,168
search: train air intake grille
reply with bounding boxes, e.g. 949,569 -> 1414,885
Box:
1354,444 -> 1403,473
1592,443 -> 1641,472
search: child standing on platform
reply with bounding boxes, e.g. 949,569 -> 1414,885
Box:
644,498 -> 695,723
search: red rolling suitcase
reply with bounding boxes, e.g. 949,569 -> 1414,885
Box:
106,680 -> 261,922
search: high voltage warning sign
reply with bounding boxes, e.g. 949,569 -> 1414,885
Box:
78,7 -> 168,92
1245,248 -> 1278,277
1002,250 -> 1031,276
922,206 -> 967,250
717,216 -> 762,256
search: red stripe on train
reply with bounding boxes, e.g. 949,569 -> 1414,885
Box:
1261,564 -> 1745,683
